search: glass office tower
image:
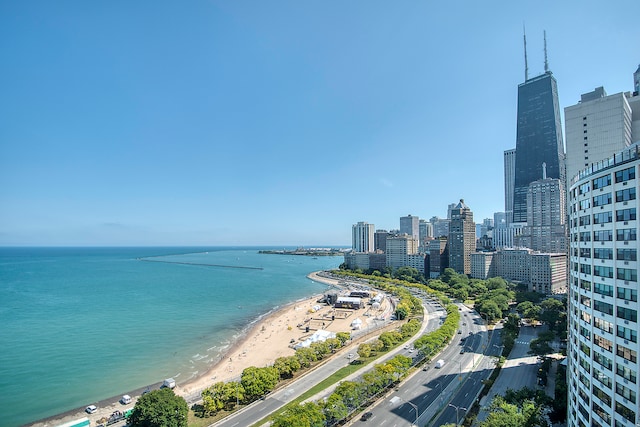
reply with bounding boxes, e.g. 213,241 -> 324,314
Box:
513,71 -> 566,224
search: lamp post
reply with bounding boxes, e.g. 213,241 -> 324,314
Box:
448,403 -> 467,425
390,396 -> 419,426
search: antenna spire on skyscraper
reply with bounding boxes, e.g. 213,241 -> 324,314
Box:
544,30 -> 549,73
523,23 -> 529,81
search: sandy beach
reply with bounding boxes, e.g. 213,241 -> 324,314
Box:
31,271 -> 389,427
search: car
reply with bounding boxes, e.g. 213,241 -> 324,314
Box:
460,348 -> 465,354
361,412 -> 373,421
120,395 -> 132,405
85,405 -> 98,414
462,322 -> 466,326
347,353 -> 354,359
458,330 -> 462,334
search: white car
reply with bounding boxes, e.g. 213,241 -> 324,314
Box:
85,405 -> 97,414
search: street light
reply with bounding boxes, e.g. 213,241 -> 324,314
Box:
390,396 -> 419,426
448,403 -> 467,425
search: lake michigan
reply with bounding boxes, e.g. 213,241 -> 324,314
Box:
0,247 -> 343,427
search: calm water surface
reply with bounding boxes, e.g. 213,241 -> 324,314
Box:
0,247 -> 342,426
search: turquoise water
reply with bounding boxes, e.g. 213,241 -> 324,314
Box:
0,247 -> 342,427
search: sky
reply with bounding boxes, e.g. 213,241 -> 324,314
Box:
1,1 -> 639,247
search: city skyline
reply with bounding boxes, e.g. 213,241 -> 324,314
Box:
1,2 -> 639,246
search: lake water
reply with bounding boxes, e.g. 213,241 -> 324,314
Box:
0,247 -> 342,426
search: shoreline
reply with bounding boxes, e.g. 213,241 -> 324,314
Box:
28,270 -> 353,427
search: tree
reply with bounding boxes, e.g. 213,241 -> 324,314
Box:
335,332 -> 351,345
271,402 -> 325,427
323,393 -> 348,425
274,356 -> 301,379
241,366 -> 279,400
357,343 -> 372,358
128,388 -> 188,427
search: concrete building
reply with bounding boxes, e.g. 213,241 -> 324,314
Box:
565,88 -> 634,188
449,199 -> 476,275
407,253 -> 426,274
352,221 -> 375,253
567,143 -> 640,427
470,248 -> 567,294
428,238 -> 449,279
504,148 -> 516,225
374,229 -> 391,253
430,216 -> 450,238
400,214 -> 420,241
386,234 -> 419,270
470,252 -> 495,280
515,176 -> 567,253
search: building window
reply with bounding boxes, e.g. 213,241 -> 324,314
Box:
616,228 -> 637,241
616,187 -> 636,202
616,208 -> 636,222
617,287 -> 638,302
594,282 -> 614,297
593,248 -> 612,259
615,166 -> 636,183
617,306 -> 637,322
593,174 -> 611,189
593,193 -> 612,207
593,230 -> 613,241
594,300 -> 614,315
616,268 -> 637,282
579,215 -> 590,226
617,344 -> 637,363
593,211 -> 612,224
616,364 -> 637,384
579,182 -> 591,195
617,325 -> 637,343
615,401 -> 636,423
616,249 -> 637,261
594,334 -> 613,352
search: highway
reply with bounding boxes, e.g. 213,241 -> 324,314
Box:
349,304 -> 502,427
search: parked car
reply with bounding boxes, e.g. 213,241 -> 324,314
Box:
86,405 -> 98,414
120,395 -> 132,405
361,412 -> 373,421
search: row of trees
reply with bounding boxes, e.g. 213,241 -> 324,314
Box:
199,331 -> 351,416
357,319 -> 421,358
271,353 -> 415,426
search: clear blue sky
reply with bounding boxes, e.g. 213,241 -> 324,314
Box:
1,1 -> 638,246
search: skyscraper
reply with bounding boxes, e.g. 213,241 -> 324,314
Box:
567,144 -> 640,427
400,214 -> 420,241
504,148 -> 516,225
565,87 -> 634,186
512,33 -> 565,224
352,221 -> 375,253
448,199 -> 476,275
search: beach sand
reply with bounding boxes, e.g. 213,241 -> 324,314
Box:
31,271 -> 388,427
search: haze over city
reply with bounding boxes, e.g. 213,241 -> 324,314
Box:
1,1 -> 639,246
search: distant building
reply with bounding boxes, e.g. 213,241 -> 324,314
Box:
448,199 -> 476,275
512,67 -> 565,224
515,176 -> 567,253
407,253 -> 426,274
428,238 -> 449,279
400,214 -> 420,241
504,148 -> 516,225
352,221 -> 375,253
470,248 -> 567,294
374,229 -> 391,253
430,216 -> 450,238
386,234 -> 418,270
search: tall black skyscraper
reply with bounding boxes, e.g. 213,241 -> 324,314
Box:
512,33 -> 565,224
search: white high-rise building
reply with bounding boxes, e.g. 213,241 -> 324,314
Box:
567,144 -> 640,427
504,148 -> 516,225
565,87 -> 634,186
351,222 -> 375,253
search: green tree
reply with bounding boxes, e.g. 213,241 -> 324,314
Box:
357,343 -> 372,358
335,332 -> 351,345
271,402 -> 325,427
241,366 -> 279,400
128,388 -> 188,427
274,356 -> 301,379
323,393 -> 348,425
